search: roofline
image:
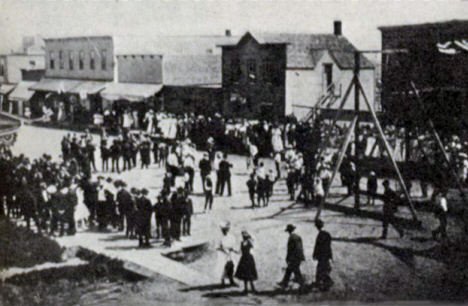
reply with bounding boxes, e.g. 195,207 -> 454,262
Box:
43,35 -> 113,41
378,19 -> 468,31
0,53 -> 45,57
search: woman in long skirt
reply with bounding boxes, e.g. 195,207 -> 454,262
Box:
235,231 -> 258,293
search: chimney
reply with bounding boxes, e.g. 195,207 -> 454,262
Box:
225,29 -> 232,37
334,21 -> 342,36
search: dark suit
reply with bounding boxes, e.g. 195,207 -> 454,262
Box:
280,233 -> 305,287
116,188 -> 133,233
382,187 -> 404,238
219,160 -> 232,196
313,230 -> 333,289
199,158 -> 212,190
136,196 -> 152,246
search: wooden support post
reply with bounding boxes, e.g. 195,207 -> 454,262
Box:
354,52 -> 361,211
356,78 -> 418,221
410,82 -> 465,192
315,116 -> 358,220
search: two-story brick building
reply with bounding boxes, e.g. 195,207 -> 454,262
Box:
30,36 -> 113,121
379,20 -> 468,134
219,22 -> 375,120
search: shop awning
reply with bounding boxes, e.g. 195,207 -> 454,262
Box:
69,81 -> 108,95
0,84 -> 16,95
9,81 -> 37,102
100,83 -> 163,102
29,78 -> 83,93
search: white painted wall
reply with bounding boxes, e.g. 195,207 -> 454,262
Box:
285,50 -> 376,120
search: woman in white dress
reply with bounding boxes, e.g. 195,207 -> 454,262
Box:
71,182 -> 90,231
271,125 -> 284,153
144,110 -> 155,135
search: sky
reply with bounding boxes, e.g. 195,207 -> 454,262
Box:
1,0 -> 468,58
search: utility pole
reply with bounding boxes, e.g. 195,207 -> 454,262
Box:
354,51 -> 360,211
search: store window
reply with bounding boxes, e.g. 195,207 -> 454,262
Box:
90,50 -> 95,70
101,49 -> 107,70
59,50 -> 64,70
69,51 -> 74,70
50,51 -> 55,70
79,51 -> 84,70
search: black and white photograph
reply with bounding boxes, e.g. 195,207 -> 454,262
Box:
1,0 -> 468,305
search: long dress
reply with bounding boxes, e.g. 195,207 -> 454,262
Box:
235,240 -> 258,281
271,127 -> 284,153
74,187 -> 90,222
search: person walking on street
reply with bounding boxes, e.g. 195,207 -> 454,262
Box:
136,188 -> 152,247
277,224 -> 305,290
432,189 -> 449,240
199,153 -> 212,192
246,173 -> 257,208
182,196 -> 193,236
313,219 -> 333,291
204,174 -> 214,212
219,153 -> 233,196
367,171 -> 377,205
235,230 -> 258,294
381,180 -> 404,239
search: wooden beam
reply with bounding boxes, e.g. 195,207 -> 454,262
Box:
356,78 -> 419,222
315,116 -> 358,220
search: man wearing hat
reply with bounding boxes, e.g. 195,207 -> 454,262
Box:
313,219 -> 333,291
381,180 -> 404,239
199,152 -> 212,192
366,171 -> 377,205
136,188 -> 152,247
115,180 -> 133,233
170,187 -> 186,241
277,224 -> 305,289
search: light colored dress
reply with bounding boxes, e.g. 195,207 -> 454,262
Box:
74,187 -> 90,223
214,232 -> 238,280
271,127 -> 284,153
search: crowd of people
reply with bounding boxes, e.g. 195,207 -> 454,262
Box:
0,138 -> 195,248
4,104 -> 467,297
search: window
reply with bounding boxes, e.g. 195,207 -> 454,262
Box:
79,51 -> 84,70
323,63 -> 333,92
50,51 -> 55,70
90,50 -> 95,70
231,57 -> 242,82
69,51 -> 74,70
101,49 -> 107,70
247,59 -> 257,80
29,61 -> 36,67
0,58 -> 4,76
59,50 -> 64,69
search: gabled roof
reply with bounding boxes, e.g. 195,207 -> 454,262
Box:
114,35 -> 240,56
221,32 -> 374,70
163,55 -> 221,86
